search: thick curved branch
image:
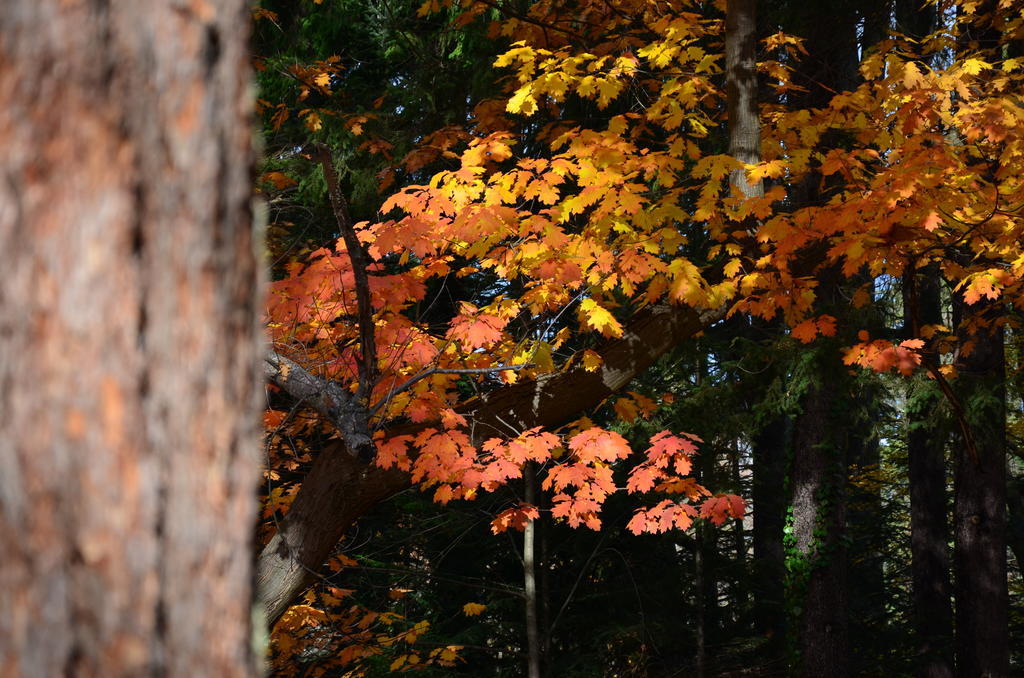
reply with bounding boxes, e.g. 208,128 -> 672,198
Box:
257,439 -> 409,622
455,303 -> 727,442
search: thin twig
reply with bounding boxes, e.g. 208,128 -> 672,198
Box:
548,531 -> 609,635
369,363 -> 535,417
471,0 -> 585,41
922,360 -> 978,465
314,144 -> 378,398
345,565 -> 525,597
905,266 -> 978,464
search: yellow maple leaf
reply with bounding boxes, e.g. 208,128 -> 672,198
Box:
961,58 -> 990,75
303,110 -> 322,132
507,86 -> 537,115
746,159 -> 787,181
580,349 -> 603,372
462,602 -> 487,616
903,61 -> 925,89
723,258 -> 743,278
595,78 -> 623,109
579,298 -> 623,337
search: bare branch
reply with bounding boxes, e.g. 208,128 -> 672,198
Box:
265,351 -> 373,459
471,0 -> 585,42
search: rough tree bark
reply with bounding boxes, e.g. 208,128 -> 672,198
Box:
0,2 -> 259,676
789,357 -> 850,678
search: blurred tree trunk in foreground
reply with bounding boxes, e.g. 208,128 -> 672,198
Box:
0,1 -> 260,676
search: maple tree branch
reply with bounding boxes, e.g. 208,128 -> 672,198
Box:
452,303 -> 728,442
470,0 -> 585,42
314,144 -> 378,398
920,359 -> 978,465
548,530 -> 609,635
257,303 -> 728,623
264,351 -> 374,459
344,565 -> 525,597
369,363 -> 536,417
903,267 -> 978,464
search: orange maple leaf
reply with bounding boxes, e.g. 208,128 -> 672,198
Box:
699,494 -> 746,526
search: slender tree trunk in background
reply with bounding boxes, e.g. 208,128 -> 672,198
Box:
538,490 -> 552,667
904,267 -> 954,678
1011,317 -> 1024,579
1007,475 -> 1024,581
694,524 -> 707,678
691,357 -> 716,678
1007,473 -> 1024,579
729,443 -> 749,618
695,481 -> 719,676
847,423 -> 885,638
0,2 -> 259,676
524,463 -> 542,678
1010,321 -> 1024,579
845,284 -> 885,638
843,275 -> 884,678
1009,330 -> 1024,576
952,294 -> 1009,678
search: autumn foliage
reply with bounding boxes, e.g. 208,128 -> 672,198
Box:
256,0 -> 1024,672
263,0 -> 754,543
